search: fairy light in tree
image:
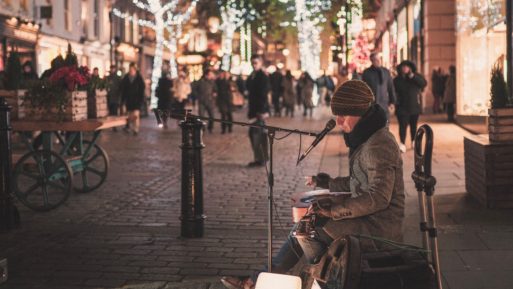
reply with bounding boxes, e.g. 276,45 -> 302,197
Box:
218,0 -> 256,71
112,0 -> 197,109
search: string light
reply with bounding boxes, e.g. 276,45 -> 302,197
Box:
218,0 -> 256,71
113,0 -> 197,109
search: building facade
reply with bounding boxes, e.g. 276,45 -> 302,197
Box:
374,0 -> 456,114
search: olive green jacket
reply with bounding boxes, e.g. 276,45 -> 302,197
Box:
321,127 -> 405,248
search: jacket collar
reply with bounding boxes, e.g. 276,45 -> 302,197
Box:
343,104 -> 388,155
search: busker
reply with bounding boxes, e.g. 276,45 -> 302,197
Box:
221,80 -> 405,289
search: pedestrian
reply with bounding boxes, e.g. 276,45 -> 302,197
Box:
300,72 -> 315,117
21,61 -> 38,83
221,80 -> 405,289
156,71 -> 173,129
444,65 -> 456,122
106,65 -> 122,118
362,52 -> 396,119
393,60 -> 427,153
120,63 -> 145,136
431,68 -> 446,113
281,70 -> 295,117
316,71 -> 328,106
216,71 -> 234,134
270,67 -> 284,117
246,54 -> 270,167
192,69 -> 217,133
172,69 -> 191,112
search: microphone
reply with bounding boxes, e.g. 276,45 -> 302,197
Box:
297,119 -> 336,165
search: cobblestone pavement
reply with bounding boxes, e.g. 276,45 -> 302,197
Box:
1,107 -> 513,289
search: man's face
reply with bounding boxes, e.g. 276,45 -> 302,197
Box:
370,55 -> 381,67
252,58 -> 262,71
401,65 -> 411,75
336,115 -> 361,133
110,67 -> 116,74
129,67 -> 137,76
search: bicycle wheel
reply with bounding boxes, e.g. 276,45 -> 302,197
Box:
13,150 -> 73,211
73,140 -> 109,193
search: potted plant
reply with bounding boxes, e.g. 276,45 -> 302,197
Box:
488,62 -> 513,142
87,71 -> 109,119
21,44 -> 90,122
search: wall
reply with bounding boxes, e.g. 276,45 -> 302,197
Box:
423,0 -> 456,112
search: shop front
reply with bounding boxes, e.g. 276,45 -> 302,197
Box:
37,35 -> 86,74
0,16 -> 39,72
456,0 -> 506,116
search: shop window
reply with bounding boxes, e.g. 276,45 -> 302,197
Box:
456,0 -> 506,115
64,0 -> 72,32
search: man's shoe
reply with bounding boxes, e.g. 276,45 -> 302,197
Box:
399,143 -> 406,153
220,276 -> 254,289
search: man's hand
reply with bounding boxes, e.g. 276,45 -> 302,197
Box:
305,176 -> 316,187
388,104 -> 395,115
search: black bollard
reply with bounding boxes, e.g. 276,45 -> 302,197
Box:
0,96 -> 19,232
179,114 -> 206,238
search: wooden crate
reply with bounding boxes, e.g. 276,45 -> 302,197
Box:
464,134 -> 513,208
21,91 -> 88,122
88,89 -> 108,119
5,90 -> 27,120
488,108 -> 513,142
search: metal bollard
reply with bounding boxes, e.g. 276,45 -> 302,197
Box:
179,114 -> 206,238
0,96 -> 18,232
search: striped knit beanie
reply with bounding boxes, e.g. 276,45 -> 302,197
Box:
330,80 -> 375,116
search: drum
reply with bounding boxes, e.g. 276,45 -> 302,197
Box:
291,190 -> 352,223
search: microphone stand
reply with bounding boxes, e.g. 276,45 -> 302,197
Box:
156,109 -> 317,272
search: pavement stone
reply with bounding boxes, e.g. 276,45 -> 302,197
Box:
1,108 -> 513,289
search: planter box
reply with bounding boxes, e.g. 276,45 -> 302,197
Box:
464,134 -> 513,208
5,90 -> 27,120
488,108 -> 513,142
88,89 -> 109,119
21,91 -> 88,122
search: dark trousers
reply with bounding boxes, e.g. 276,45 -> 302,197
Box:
199,103 -> 214,132
108,103 -> 119,116
445,103 -> 455,122
272,94 -> 281,116
249,119 -> 268,163
220,110 -> 233,133
397,114 -> 419,144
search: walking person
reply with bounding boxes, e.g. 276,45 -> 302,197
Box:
444,65 -> 456,122
216,71 -> 234,134
120,63 -> 145,136
393,60 -> 427,153
362,52 -> 396,119
156,71 -> 173,129
282,70 -> 296,117
246,55 -> 270,167
431,68 -> 446,113
172,69 -> 191,112
192,69 -> 217,133
270,68 -> 284,117
300,72 -> 315,117
106,65 -> 122,118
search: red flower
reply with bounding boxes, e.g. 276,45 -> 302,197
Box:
49,65 -> 90,91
